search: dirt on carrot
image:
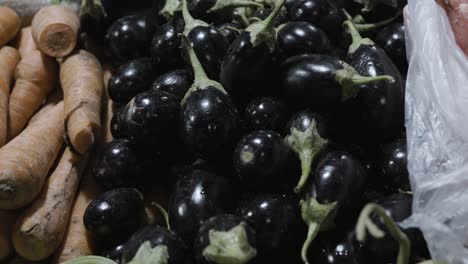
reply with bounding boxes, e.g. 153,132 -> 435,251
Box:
0,6 -> 21,47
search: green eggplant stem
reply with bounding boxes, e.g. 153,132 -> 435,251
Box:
301,222 -> 320,264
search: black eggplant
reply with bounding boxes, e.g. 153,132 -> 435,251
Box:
179,36 -> 240,161
188,0 -> 262,20
375,22 -> 408,75
300,150 -> 367,263
244,97 -> 289,134
194,214 -> 257,264
343,19 -> 405,143
219,22 -> 244,44
220,0 -> 286,105
151,69 -> 193,99
233,130 -> 299,193
121,225 -> 188,264
108,58 -> 156,105
168,168 -> 238,246
237,194 -> 306,263
280,54 -> 393,115
83,188 -> 146,247
378,139 -> 410,192
277,21 -> 331,59
311,229 -> 365,264
150,20 -> 185,73
101,244 -> 124,263
181,0 -> 229,81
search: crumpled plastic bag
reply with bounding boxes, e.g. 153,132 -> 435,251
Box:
403,0 -> 468,263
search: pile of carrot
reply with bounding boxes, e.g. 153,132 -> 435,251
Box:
0,5 -> 107,263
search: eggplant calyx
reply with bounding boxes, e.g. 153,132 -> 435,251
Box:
343,20 -> 374,55
353,11 -> 402,32
355,203 -> 410,264
246,0 -> 285,50
208,0 -> 263,13
202,224 -> 257,264
180,36 -> 227,105
160,0 -> 182,20
79,0 -> 106,19
300,198 -> 337,264
127,242 -> 170,264
182,0 -> 209,36
152,202 -> 171,231
352,0 -> 399,12
286,122 -> 328,194
61,256 -> 117,264
335,61 -> 395,101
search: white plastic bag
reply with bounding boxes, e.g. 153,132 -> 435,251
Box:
404,0 -> 468,263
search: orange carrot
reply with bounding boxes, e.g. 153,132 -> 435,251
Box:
14,27 -> 38,58
53,171 -> 97,263
8,50 -> 58,139
0,98 -> 64,210
0,6 -> 21,47
60,50 -> 104,155
0,46 -> 20,147
31,5 -> 79,58
0,210 -> 16,261
12,150 -> 87,261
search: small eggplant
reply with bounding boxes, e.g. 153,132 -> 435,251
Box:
101,244 -> 124,264
244,97 -> 289,134
237,194 -> 306,263
151,69 -> 193,99
150,20 -> 185,73
375,22 -> 408,76
343,19 -> 405,143
220,0 -> 286,105
84,188 -> 146,247
312,229 -> 365,264
188,0 -> 263,20
378,139 -> 410,192
105,14 -> 155,64
280,54 -> 393,114
121,226 -> 188,264
277,21 -> 331,59
168,168 -> 239,246
300,150 -> 366,264
194,214 -> 257,264
179,36 -> 241,161
233,130 -> 299,193
181,0 -> 229,80
108,58 -> 156,105
218,22 -> 244,44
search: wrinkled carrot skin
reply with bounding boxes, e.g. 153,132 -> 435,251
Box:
14,27 -> 38,58
54,171 -> 97,263
13,150 -> 87,261
0,47 -> 20,147
0,210 -> 16,261
31,5 -> 79,58
102,66 -> 114,143
60,50 -> 104,155
0,7 -> 21,47
0,99 -> 64,210
8,50 -> 58,139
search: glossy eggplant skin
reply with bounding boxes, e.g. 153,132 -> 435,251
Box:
180,87 -> 241,161
233,130 -> 299,193
108,58 -> 156,105
101,244 -> 124,264
237,194 -> 306,263
188,0 -> 216,19
83,188 -> 146,247
244,97 -> 289,134
375,23 -> 408,76
219,22 -> 243,44
105,15 -> 154,64
168,168 -> 239,246
377,139 -> 410,192
346,44 -> 405,143
286,110 -> 330,139
150,21 -> 184,73
151,69 -> 193,99
187,26 -> 229,81
280,54 -> 344,112
121,226 -> 188,264
119,89 -> 180,147
306,150 -> 367,223
193,214 -> 256,264
312,230 -> 365,264
289,0 -> 344,44
277,21 -> 331,60
111,108 -> 129,139
220,32 -> 280,105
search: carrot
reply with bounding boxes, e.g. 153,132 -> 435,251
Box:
0,98 -> 64,210
0,46 -> 20,147
12,150 -> 87,261
0,6 -> 20,47
31,5 -> 79,58
60,50 -> 104,155
53,170 -> 97,263
8,50 -> 58,139
0,210 -> 16,261
14,27 -> 38,58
